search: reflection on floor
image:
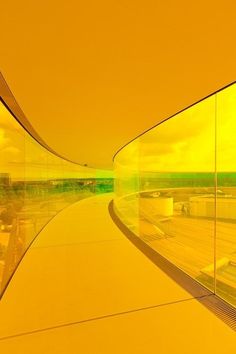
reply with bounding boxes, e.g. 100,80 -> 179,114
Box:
0,193 -> 235,353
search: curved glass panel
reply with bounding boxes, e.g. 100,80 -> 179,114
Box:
216,84 -> 236,306
114,83 -> 236,307
0,101 -> 113,296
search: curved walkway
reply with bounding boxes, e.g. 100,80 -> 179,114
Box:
0,193 -> 235,353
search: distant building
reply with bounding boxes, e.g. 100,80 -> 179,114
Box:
190,195 -> 236,220
0,173 -> 11,187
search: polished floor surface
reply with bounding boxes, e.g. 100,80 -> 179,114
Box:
0,193 -> 235,353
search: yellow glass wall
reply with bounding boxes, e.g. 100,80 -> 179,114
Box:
0,101 -> 113,297
114,82 -> 236,307
215,84 -> 236,306
114,140 -> 140,235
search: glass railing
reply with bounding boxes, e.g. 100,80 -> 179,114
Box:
0,100 -> 113,297
113,82 -> 236,308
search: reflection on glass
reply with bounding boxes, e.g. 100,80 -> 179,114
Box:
215,84 -> 236,306
114,83 -> 236,307
0,105 -> 26,292
114,139 -> 140,235
0,102 -> 113,296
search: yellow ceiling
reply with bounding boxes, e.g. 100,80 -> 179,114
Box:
0,1 -> 235,169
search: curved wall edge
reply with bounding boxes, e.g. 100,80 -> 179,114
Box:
112,80 -> 236,162
0,72 -> 87,168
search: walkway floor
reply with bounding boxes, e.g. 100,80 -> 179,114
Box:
0,193 -> 235,353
